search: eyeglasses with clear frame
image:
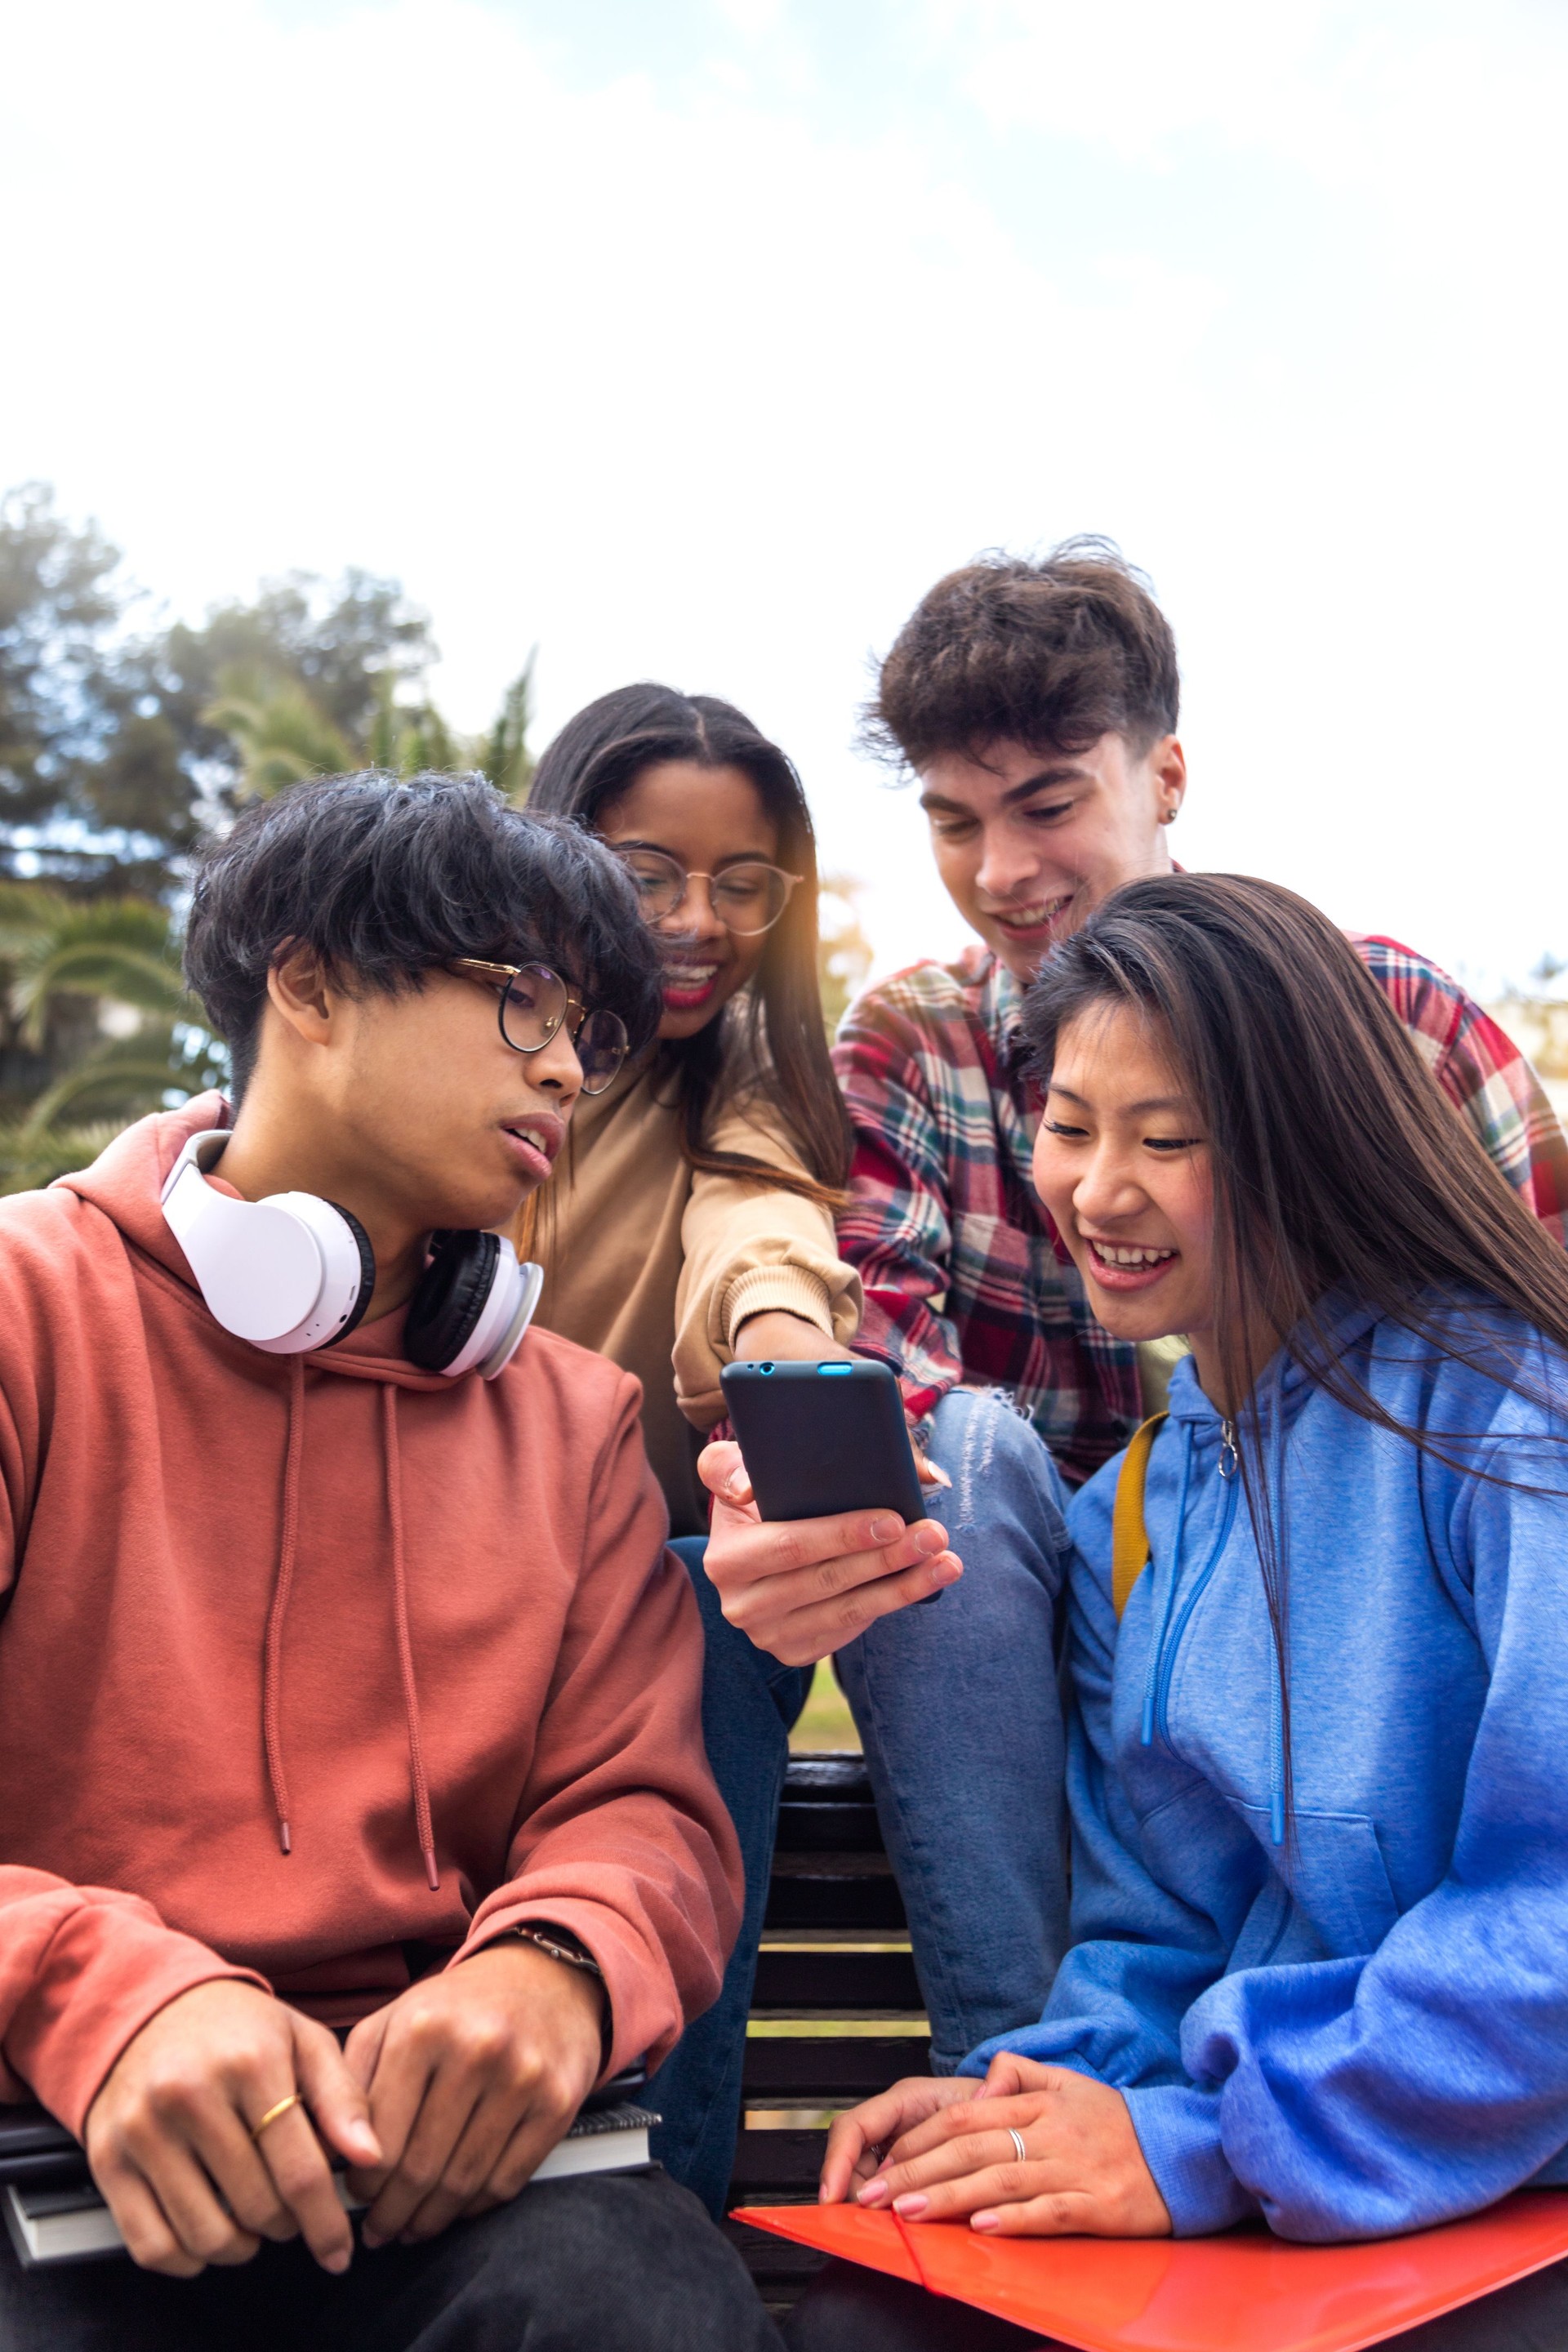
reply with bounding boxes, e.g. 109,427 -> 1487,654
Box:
448,960 -> 630,1096
609,847 -> 803,936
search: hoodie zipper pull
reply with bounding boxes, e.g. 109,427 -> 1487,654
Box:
1218,1418 -> 1239,1479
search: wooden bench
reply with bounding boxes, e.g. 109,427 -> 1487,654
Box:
724,1753 -> 931,2310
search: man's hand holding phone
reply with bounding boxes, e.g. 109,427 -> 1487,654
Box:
697,1439 -> 963,1666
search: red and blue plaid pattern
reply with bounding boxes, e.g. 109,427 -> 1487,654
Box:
834,936 -> 1568,1486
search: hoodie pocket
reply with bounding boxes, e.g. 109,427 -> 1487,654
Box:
1237,1804 -> 1400,1959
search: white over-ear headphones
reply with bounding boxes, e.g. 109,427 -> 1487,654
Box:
160,1131 -> 543,1379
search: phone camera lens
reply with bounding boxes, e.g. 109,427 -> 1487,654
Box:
760,1362 -> 775,1374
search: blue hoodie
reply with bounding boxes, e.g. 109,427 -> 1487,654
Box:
964,1292 -> 1568,2243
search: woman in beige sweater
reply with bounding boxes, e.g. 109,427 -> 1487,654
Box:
527,687 -> 860,1529
526,684 -> 860,2216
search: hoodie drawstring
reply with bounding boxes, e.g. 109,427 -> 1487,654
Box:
382,1383 -> 440,1893
262,1356 -> 306,1857
260,1368 -> 439,1892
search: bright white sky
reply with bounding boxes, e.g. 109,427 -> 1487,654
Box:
4,0 -> 1566,991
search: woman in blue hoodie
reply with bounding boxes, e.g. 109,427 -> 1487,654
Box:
796,872 -> 1568,2349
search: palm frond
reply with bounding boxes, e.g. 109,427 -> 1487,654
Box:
0,1119 -> 132,1197
204,665 -> 355,798
17,1022 -> 225,1138
5,898 -> 192,1044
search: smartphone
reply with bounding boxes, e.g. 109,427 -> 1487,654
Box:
719,1358 -> 926,1525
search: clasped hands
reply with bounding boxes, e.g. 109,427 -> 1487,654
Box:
819,2054 -> 1171,2238
83,1937 -> 604,2276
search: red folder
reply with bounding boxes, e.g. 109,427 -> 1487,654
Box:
735,2194 -> 1568,2352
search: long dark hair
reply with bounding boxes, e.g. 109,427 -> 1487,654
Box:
1022,871 -> 1568,1829
529,684 -> 851,1200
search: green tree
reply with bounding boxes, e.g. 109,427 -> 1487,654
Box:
0,482 -> 139,857
476,653 -> 537,804
0,483 -> 443,889
0,483 -> 537,1192
203,666 -> 356,798
0,883 -> 224,1187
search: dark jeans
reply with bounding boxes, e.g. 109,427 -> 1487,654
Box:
647,1537 -> 811,2219
783,2253 -> 1568,2351
0,2171 -> 783,2351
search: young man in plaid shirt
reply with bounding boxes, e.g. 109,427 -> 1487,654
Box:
699,541 -> 1568,2078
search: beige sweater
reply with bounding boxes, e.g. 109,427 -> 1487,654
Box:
530,1057 -> 862,1535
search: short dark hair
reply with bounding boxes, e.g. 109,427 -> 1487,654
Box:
185,771 -> 663,1098
864,537 -> 1180,772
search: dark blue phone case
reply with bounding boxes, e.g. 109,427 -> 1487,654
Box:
719,1358 -> 926,1525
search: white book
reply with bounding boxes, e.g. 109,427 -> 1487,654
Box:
2,2104 -> 656,2268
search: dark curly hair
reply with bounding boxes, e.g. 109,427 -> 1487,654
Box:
185,771 -> 663,1098
865,537 -> 1180,772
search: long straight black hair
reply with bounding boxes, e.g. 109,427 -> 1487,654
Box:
529,683 -> 851,1201
1023,871 -> 1568,1829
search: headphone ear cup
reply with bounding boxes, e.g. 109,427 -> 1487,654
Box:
404,1231 -> 500,1372
321,1202 -> 376,1345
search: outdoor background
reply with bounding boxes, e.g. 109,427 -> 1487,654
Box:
2,0 -> 1566,1167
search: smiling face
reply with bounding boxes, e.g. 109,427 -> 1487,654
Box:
920,732 -> 1186,982
595,760 -> 779,1040
1031,999 -> 1222,1376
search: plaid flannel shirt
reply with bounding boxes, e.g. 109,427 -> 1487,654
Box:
834,936 -> 1568,1486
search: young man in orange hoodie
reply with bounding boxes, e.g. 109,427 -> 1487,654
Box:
0,774 -> 777,2349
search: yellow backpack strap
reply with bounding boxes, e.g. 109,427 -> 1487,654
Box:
1111,1413 -> 1169,1622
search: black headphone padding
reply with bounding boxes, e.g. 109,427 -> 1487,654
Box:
404,1230 -> 501,1371
320,1200 -> 376,1347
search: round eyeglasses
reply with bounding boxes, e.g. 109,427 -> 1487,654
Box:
448,960 -> 629,1095
611,848 -> 802,937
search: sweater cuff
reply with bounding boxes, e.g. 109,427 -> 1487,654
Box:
722,1264 -> 835,1348
1123,2082 -> 1257,2237
6,1904 -> 268,2140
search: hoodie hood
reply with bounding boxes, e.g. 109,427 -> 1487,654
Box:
1160,1287 -> 1388,1446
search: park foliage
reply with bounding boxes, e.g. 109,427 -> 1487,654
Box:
0,483 -> 873,1193
0,482 -> 535,1189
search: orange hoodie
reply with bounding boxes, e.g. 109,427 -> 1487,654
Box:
0,1095 -> 741,2139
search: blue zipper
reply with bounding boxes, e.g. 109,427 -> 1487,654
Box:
1139,1424 -> 1193,1746
1154,1468 -> 1241,1747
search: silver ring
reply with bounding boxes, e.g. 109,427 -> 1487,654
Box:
1007,2127 -> 1027,2164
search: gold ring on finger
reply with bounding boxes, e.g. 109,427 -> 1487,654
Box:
252,2091 -> 303,2142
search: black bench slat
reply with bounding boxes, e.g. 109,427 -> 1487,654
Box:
751,1947 -> 921,2010
763,1853 -> 906,1931
733,1754 -> 911,2308
776,1800 -> 883,1851
730,2128 -> 840,2192
743,2036 -> 930,2098
781,1754 -> 872,1803
763,1878 -> 906,1930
